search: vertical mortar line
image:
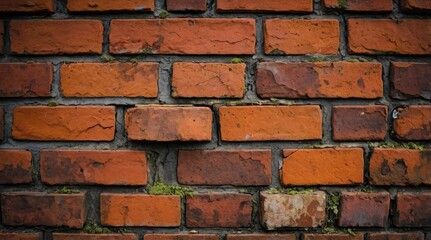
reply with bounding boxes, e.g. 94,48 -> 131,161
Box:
2,20 -> 10,57
30,149 -> 43,191
102,19 -> 111,56
51,62 -> 61,98
270,147 -> 282,188
314,0 -> 323,15
255,17 -> 264,56
321,103 -> 333,145
211,104 -> 222,147
380,59 -> 394,143
154,0 -> 166,12
56,0 -> 68,14
158,60 -> 173,104
114,106 -> 126,149
338,14 -> 348,58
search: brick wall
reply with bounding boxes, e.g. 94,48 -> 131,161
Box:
0,0 -> 430,239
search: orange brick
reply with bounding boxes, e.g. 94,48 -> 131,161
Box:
281,148 -> 364,185
0,0 -> 54,12
172,62 -> 245,98
394,105 -> 431,140
348,19 -> 431,55
167,0 -> 206,12
61,62 -> 158,97
265,19 -> 339,55
257,62 -> 382,98
0,63 -> 53,97
144,234 -> 219,240
100,194 -> 181,227
401,0 -> 431,13
0,149 -> 32,184
324,0 -> 393,12
53,233 -> 137,240
219,106 -> 322,141
10,20 -> 103,55
0,233 -> 42,240
110,19 -> 256,55
12,106 -> 115,141
1,192 -> 86,228
370,148 -> 431,186
125,106 -> 212,141
40,150 -> 147,185
217,0 -> 313,12
68,0 -> 154,12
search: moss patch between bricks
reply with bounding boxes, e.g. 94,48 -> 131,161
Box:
147,181 -> 193,197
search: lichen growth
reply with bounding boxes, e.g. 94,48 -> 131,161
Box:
230,58 -> 244,64
369,142 -> 426,151
338,0 -> 347,8
345,57 -> 368,62
82,221 -> 111,234
361,185 -> 376,193
54,186 -> 80,194
328,193 -> 340,215
147,181 -> 193,197
266,187 -> 315,195
142,47 -> 153,54
268,49 -> 285,55
158,10 -> 169,19
100,55 -> 115,62
47,101 -> 59,107
130,58 -> 138,64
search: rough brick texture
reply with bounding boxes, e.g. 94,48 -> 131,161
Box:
67,0 -> 154,12
0,0 -> 54,12
281,148 -> 364,186
61,62 -> 158,97
391,62 -> 431,99
394,106 -> 431,140
0,149 -> 32,184
324,0 -> 393,12
100,194 -> 181,227
178,149 -> 271,186
40,150 -> 147,185
10,20 -> 103,55
167,0 -> 206,12
339,192 -> 390,227
265,19 -> 339,55
401,0 -> 431,13
0,63 -> 53,97
260,191 -> 326,229
125,106 -> 212,141
172,62 -> 245,98
0,233 -> 42,240
1,192 -> 86,228
369,233 -> 425,240
186,193 -> 252,228
53,233 -> 137,240
348,19 -> 431,55
144,234 -> 219,240
256,62 -> 383,98
332,105 -> 388,141
304,234 -> 364,240
395,192 -> 431,227
227,235 -> 296,240
110,19 -> 256,55
219,105 -> 322,141
12,106 -> 115,141
217,0 -> 313,12
370,148 -> 431,186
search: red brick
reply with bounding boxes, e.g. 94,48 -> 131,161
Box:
282,148 -> 364,186
304,234 -> 364,240
394,105 -> 431,140
172,62 -> 245,98
167,0 -> 206,11
391,62 -> 431,99
0,106 -> 3,140
401,0 -> 431,13
100,193 -> 181,227
348,19 -> 431,55
0,63 -> 53,97
68,0 -> 154,12
40,150 -> 147,185
339,192 -> 390,227
395,192 -> 431,227
10,20 -> 103,55
110,19 -> 255,55
1,192 -> 86,228
125,106 -> 212,141
227,234 -> 296,240
370,148 -> 431,186
178,149 -> 271,186
265,19 -> 339,55
144,234 -> 219,240
260,191 -> 326,229
186,193 -> 252,228
369,233 -> 424,240
53,233 -> 137,240
13,106 -> 115,141
217,0 -> 313,12
0,233 -> 42,240
0,0 -> 54,12
332,105 -> 388,141
256,62 -> 383,99
61,62 -> 158,98
0,149 -> 32,184
219,105 -> 322,141
324,0 -> 393,12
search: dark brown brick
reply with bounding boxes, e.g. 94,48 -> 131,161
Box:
186,193 -> 252,228
0,149 -> 32,184
304,234 -> 364,240
394,105 -> 431,140
391,62 -> 431,99
167,0 -> 206,11
395,192 -> 431,227
332,105 -> 388,141
0,233 -> 42,240
339,192 -> 390,227
227,234 -> 296,240
401,0 -> 431,13
178,149 -> 271,186
369,233 -> 424,240
144,234 -> 220,240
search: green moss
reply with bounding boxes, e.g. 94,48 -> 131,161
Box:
308,56 -> 331,62
323,227 -> 336,233
83,221 -> 111,234
230,58 -> 244,64
54,186 -> 80,194
338,0 -> 347,8
345,57 -> 368,62
328,193 -> 340,215
130,58 -> 138,64
268,49 -> 285,55
266,187 -> 315,195
361,185 -> 376,193
142,47 -> 153,54
147,181 -> 193,197
100,55 -> 115,62
158,10 -> 169,19
371,142 -> 426,151
47,101 -> 59,107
